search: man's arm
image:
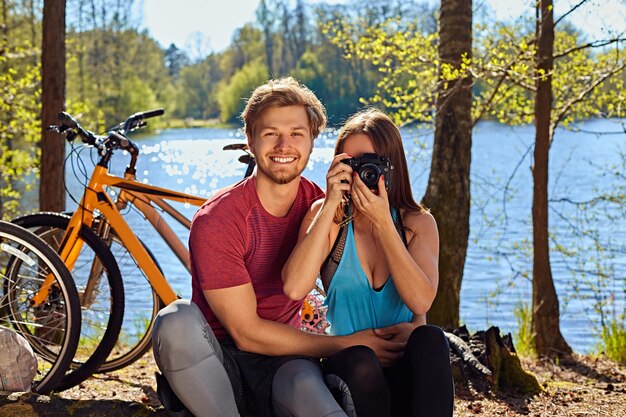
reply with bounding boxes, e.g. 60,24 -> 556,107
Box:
204,284 -> 405,365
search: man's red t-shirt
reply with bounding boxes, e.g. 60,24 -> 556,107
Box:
189,176 -> 324,339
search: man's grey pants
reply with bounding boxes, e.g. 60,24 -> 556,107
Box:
152,299 -> 347,417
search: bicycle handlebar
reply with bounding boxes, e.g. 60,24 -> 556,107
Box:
52,110 -> 157,169
57,112 -> 98,145
57,111 -> 79,128
134,109 -> 164,120
122,108 -> 164,134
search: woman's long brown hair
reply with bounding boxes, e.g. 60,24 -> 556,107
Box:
334,108 -> 427,223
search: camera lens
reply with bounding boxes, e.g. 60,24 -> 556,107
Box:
359,164 -> 381,188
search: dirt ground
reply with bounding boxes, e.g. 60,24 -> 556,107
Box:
1,352 -> 625,416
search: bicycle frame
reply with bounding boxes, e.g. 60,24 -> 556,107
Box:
34,164 -> 206,306
112,171 -> 198,274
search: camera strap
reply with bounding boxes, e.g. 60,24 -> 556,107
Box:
319,206 -> 407,294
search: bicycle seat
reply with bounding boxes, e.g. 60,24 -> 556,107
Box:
223,143 -> 249,151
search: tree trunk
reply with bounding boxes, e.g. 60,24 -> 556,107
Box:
28,0 -> 37,65
423,0 -> 473,328
0,0 -> 9,219
78,0 -> 85,101
40,0 -> 66,212
532,0 -> 572,358
257,0 -> 274,76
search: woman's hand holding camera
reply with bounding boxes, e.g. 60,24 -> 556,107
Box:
351,173 -> 393,230
325,153 -> 353,206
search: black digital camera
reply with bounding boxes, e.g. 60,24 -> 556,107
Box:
344,153 -> 392,190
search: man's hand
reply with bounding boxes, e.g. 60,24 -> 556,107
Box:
374,322 -> 419,344
348,328 -> 406,367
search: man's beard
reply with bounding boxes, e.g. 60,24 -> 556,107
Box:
256,163 -> 302,184
255,152 -> 310,185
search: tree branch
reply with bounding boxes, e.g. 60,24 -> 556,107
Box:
554,36 -> 626,60
548,195 -> 624,206
552,62 -> 626,132
553,0 -> 590,28
567,123 -> 626,135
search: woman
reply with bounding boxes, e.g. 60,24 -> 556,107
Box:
282,108 -> 454,417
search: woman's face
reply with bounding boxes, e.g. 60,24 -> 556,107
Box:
341,133 -> 376,157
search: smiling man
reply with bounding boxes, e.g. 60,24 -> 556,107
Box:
152,77 -> 405,417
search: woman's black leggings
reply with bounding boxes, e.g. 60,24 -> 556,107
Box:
323,325 -> 454,417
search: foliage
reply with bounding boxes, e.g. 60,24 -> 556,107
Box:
217,59 -> 269,123
324,17 -> 625,129
164,43 -> 190,79
66,29 -> 174,127
173,54 -> 222,120
322,18 -> 439,126
0,38 -> 40,219
472,23 -> 625,130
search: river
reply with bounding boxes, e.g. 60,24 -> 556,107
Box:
60,117 -> 625,353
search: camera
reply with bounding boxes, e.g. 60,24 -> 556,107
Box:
343,153 -> 392,190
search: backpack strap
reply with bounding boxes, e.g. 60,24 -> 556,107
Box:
392,207 -> 408,247
319,206 -> 407,294
320,224 -> 348,293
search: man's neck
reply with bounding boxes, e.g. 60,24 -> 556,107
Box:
254,174 -> 301,218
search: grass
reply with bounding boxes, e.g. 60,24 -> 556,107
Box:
513,301 -> 536,358
596,317 -> 626,365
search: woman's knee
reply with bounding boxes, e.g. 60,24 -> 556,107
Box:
407,325 -> 450,358
328,345 -> 378,366
325,345 -> 382,383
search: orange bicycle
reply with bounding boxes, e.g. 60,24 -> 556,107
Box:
15,109 -> 256,385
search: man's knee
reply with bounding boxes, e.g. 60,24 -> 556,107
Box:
274,359 -> 324,395
152,299 -> 221,369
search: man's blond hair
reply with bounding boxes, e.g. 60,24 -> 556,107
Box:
241,77 -> 327,139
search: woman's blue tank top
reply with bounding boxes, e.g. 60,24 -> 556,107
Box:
324,222 -> 413,336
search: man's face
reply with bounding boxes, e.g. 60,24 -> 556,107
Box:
248,105 -> 313,185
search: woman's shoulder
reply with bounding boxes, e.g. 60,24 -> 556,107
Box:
400,209 -> 438,242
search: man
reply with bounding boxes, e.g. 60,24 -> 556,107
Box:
152,77 -> 404,417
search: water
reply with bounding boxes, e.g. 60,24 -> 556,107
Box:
61,118 -> 626,353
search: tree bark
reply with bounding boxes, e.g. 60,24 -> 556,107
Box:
40,0 -> 66,211
532,0 -> 572,358
423,0 -> 473,328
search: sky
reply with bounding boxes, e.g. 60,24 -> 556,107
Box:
141,0 -> 626,57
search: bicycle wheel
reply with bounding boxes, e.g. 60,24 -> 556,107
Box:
15,212 -> 162,372
0,221 -> 81,394
12,212 -> 125,390
100,231 -> 164,372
